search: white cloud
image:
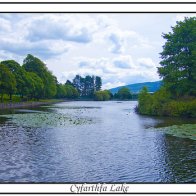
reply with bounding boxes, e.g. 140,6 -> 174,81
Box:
175,14 -> 196,23
103,81 -> 126,90
0,18 -> 11,33
137,57 -> 156,68
60,54 -> 159,89
0,13 -> 187,89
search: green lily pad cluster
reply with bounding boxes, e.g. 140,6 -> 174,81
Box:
1,112 -> 94,128
154,124 -> 196,140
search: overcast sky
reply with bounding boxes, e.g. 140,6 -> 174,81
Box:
0,13 -> 195,89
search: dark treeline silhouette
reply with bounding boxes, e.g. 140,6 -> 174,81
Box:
0,54 -> 103,102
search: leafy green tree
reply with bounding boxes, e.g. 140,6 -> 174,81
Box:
0,63 -> 16,102
1,60 -> 28,98
28,72 -> 44,100
138,87 -> 152,114
117,87 -> 132,100
158,17 -> 196,97
94,90 -> 111,101
56,84 -> 67,98
23,54 -> 56,98
94,91 -> 104,101
64,84 -> 79,99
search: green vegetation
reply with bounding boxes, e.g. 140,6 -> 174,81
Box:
2,111 -> 94,128
0,54 -> 103,103
114,87 -> 132,100
94,90 -> 112,101
152,124 -> 196,140
138,17 -> 196,117
0,63 -> 16,102
73,75 -> 102,98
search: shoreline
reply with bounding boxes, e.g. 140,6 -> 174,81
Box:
0,100 -> 65,110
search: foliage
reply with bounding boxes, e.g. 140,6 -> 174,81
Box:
138,17 -> 196,118
23,54 -> 57,98
0,55 -> 83,102
0,63 -> 16,101
138,87 -> 196,117
56,84 -> 79,99
27,72 -> 44,100
158,17 -> 196,97
73,75 -> 102,97
153,124 -> 196,140
115,87 -> 132,100
94,90 -> 111,101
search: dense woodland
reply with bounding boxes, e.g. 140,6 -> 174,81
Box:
138,17 -> 196,117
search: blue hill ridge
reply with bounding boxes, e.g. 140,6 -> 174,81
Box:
109,81 -> 162,94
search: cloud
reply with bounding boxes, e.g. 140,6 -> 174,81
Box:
22,14 -> 107,44
103,81 -> 126,90
0,14 -> 108,59
60,55 -> 159,89
113,55 -> 135,69
109,33 -> 124,54
175,14 -> 196,23
0,18 -> 11,33
0,13 -> 172,88
26,19 -> 92,43
137,58 -> 156,68
0,38 -> 69,59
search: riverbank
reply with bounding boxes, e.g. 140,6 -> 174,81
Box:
0,99 -> 65,110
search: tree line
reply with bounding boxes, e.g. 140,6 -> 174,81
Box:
0,53 -> 135,103
0,54 -> 103,102
138,17 -> 196,117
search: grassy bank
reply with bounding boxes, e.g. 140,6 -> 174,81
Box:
0,98 -> 65,110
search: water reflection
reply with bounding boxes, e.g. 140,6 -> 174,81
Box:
0,101 -> 195,182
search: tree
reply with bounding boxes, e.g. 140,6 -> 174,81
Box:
56,84 -> 67,98
64,84 -> 79,99
117,87 -> 132,100
28,72 -> 44,100
73,75 -> 102,97
95,76 -> 102,91
65,80 -> 73,86
73,75 -> 83,95
0,63 -> 16,101
23,54 -> 57,98
138,86 -> 152,114
94,90 -> 111,101
1,60 -> 28,98
158,17 -> 196,97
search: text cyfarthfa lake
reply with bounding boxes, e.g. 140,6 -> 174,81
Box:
0,101 -> 195,182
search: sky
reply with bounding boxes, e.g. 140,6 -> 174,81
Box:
0,13 -> 195,89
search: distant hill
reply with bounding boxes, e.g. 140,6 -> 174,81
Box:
109,81 -> 162,94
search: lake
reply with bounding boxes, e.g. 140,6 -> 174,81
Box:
0,101 -> 195,182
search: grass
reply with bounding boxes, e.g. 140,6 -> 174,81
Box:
0,95 -> 64,104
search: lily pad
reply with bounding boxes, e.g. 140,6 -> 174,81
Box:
154,124 -> 196,140
1,112 -> 94,128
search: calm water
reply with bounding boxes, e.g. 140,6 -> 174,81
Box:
0,101 -> 195,182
